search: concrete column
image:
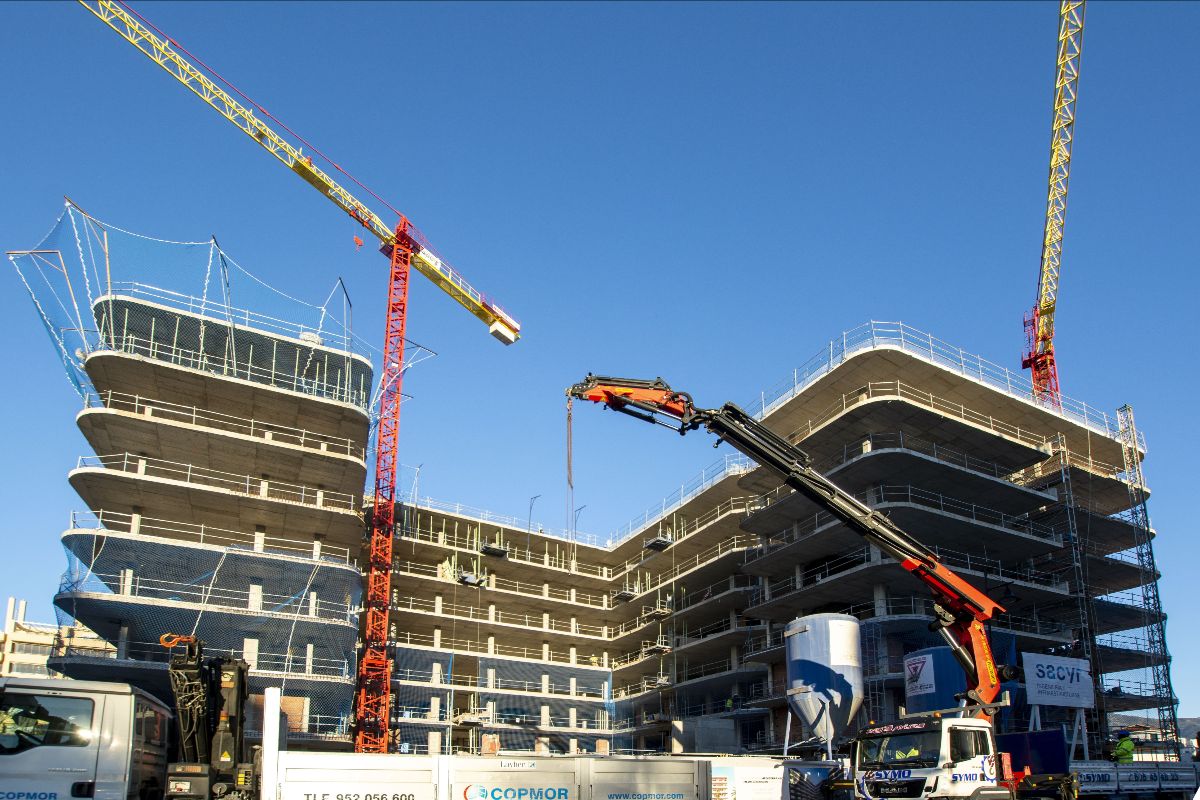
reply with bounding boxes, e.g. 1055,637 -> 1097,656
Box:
488,603 -> 496,622
569,708 -> 578,728
315,489 -> 326,508
869,544 -> 883,564
861,437 -> 872,454
254,525 -> 266,553
249,582 -> 263,611
243,638 -> 258,670
433,627 -> 442,649
128,511 -> 142,536
761,576 -> 771,602
541,673 -> 550,693
670,720 -> 686,753
602,652 -> 609,668
543,582 -> 550,598
571,616 -> 578,633
432,661 -> 444,683
427,730 -> 442,755
136,457 -> 147,475
729,644 -> 739,668
308,591 -> 318,617
305,643 -> 314,674
119,568 -> 134,596
569,738 -> 578,754
540,705 -> 550,726
487,635 -> 496,655
570,588 -> 577,602
873,584 -> 888,616
434,594 -> 443,614
569,645 -> 577,665
542,641 -> 550,661
569,677 -> 577,696
487,667 -> 496,688
488,574 -> 496,589
259,475 -> 269,498
542,611 -> 550,630
429,695 -> 441,721
312,534 -> 323,560
117,624 -> 129,659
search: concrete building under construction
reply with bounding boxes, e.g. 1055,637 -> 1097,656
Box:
381,322 -> 1176,757
10,208 -> 1179,757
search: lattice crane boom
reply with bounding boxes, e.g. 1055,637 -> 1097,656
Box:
1023,0 -> 1085,400
77,0 -> 521,345
78,0 -> 521,754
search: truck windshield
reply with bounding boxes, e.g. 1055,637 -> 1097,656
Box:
857,732 -> 940,768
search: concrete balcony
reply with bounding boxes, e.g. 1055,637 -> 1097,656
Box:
610,533 -> 760,607
671,575 -> 757,623
65,509 -> 356,566
389,595 -> 610,655
69,452 -> 363,547
1096,633 -> 1171,673
1097,677 -> 1178,714
391,665 -> 608,704
89,290 -> 372,416
746,546 -> 1069,621
78,390 -> 365,494
740,322 -> 1134,467
743,483 -> 1062,572
390,560 -> 612,615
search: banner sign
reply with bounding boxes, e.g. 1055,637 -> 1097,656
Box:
1021,653 -> 1095,709
904,654 -> 935,698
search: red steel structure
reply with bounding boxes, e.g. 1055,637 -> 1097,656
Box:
78,1 -> 521,753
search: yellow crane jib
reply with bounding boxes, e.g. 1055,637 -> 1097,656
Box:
78,0 -> 520,345
1024,0 -> 1084,398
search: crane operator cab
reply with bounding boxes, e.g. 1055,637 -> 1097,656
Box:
851,717 -> 1011,800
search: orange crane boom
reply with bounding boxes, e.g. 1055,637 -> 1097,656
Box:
78,0 -> 522,753
568,375 -> 1017,719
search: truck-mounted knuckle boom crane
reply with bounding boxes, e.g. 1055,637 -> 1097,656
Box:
567,374 -> 1016,719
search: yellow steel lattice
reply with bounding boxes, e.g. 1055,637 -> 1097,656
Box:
78,0 -> 519,342
1034,0 -> 1085,349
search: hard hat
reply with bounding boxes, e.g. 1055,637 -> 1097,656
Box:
1117,730 -> 1130,737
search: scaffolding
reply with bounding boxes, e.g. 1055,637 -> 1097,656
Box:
1117,405 -> 1180,758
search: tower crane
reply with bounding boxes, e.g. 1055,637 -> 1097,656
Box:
78,0 -> 521,753
1023,0 -> 1085,402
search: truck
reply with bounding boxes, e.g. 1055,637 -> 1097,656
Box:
0,675 -> 172,800
565,376 -> 1197,799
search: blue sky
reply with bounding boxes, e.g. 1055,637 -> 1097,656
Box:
2,2 -> 1197,714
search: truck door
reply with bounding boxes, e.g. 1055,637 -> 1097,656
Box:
0,687 -> 101,798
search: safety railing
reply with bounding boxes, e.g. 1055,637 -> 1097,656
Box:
674,617 -> 759,647
91,328 -> 370,411
69,639 -> 358,682
84,389 -> 364,459
1100,677 -> 1173,699
743,630 -> 785,657
399,496 -> 604,549
69,509 -> 354,565
745,321 -> 1136,448
674,574 -> 758,613
390,596 -> 607,639
743,482 -> 1060,568
76,453 -> 359,514
60,570 -> 354,623
823,431 -> 1022,480
390,560 -> 610,609
613,533 -> 760,602
99,283 -> 370,360
608,454 -> 755,547
612,676 -> 671,699
390,631 -> 585,666
395,512 -> 613,579
677,656 -> 748,683
750,545 -> 1067,607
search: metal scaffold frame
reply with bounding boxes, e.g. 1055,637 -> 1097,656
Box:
1117,405 -> 1180,758
1053,434 -> 1107,753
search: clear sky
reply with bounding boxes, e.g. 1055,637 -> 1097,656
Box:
2,2 -> 1197,715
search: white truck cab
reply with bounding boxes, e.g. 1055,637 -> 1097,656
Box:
852,717 -> 1009,800
0,677 -> 171,800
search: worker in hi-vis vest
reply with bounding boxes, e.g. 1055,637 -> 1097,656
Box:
1113,730 -> 1135,763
